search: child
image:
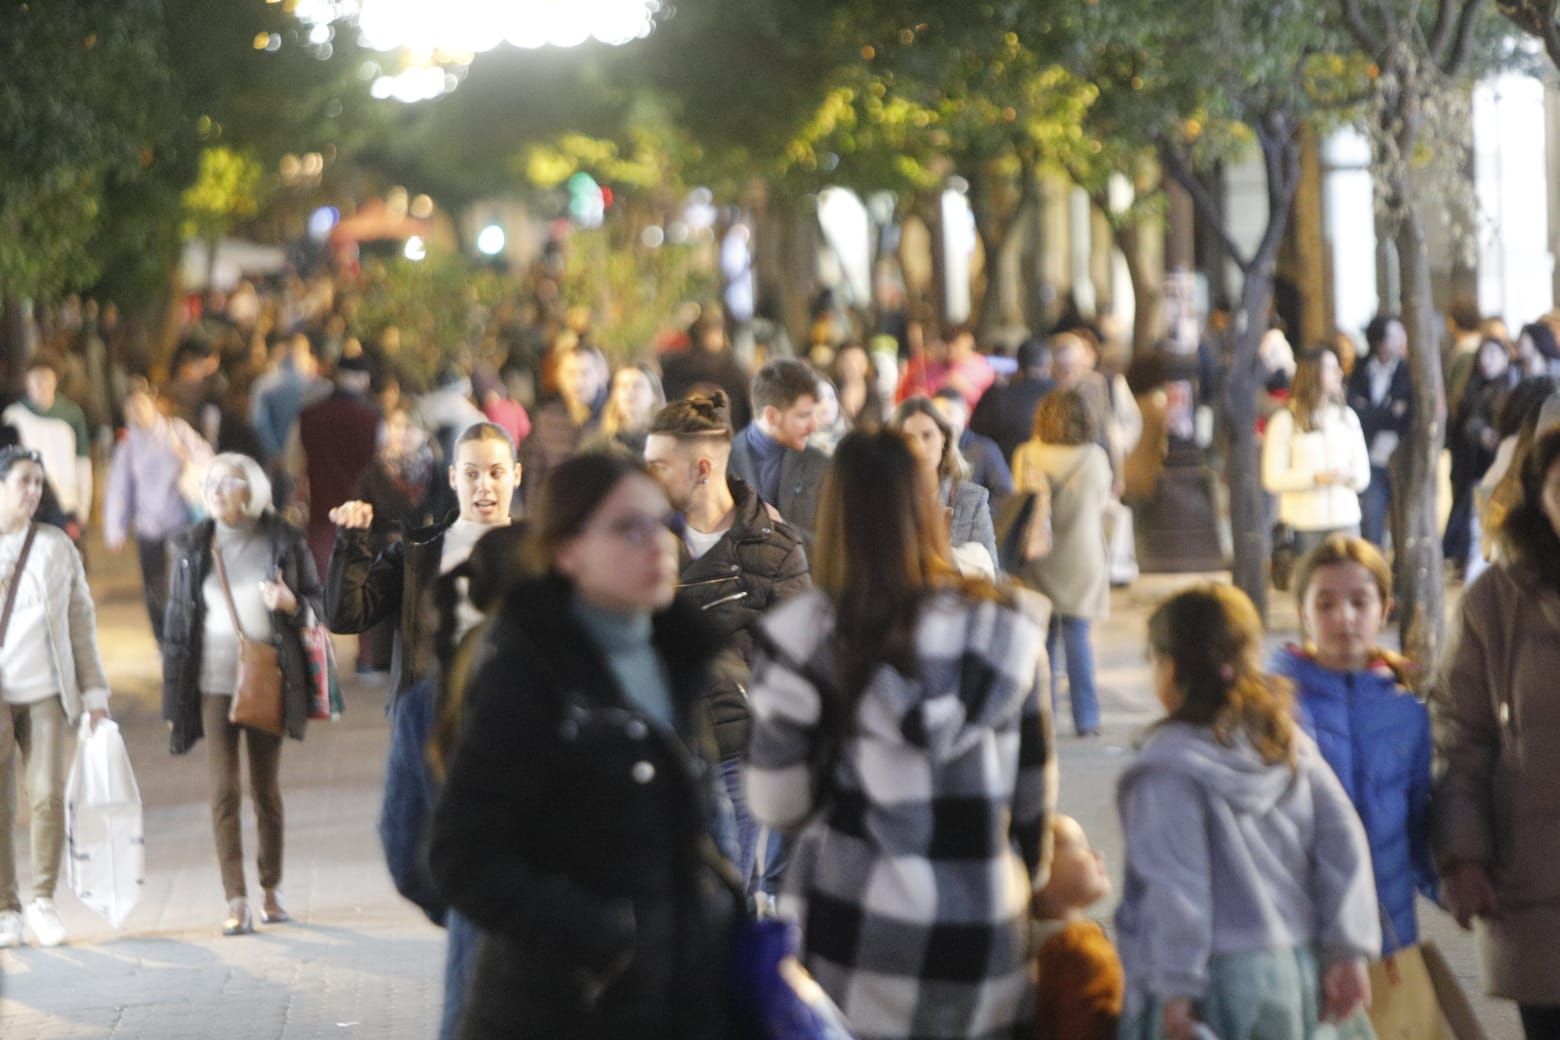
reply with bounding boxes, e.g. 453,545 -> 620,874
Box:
1032,814 -> 1123,1040
1277,535 -> 1437,955
1116,584 -> 1380,1040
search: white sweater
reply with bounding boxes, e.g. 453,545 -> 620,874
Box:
1261,406 -> 1371,532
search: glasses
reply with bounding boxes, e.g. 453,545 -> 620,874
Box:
600,511 -> 682,547
208,476 -> 250,493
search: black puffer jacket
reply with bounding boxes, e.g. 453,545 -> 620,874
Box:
162,514 -> 324,754
429,576 -> 739,1040
676,477 -> 810,760
325,512 -> 456,699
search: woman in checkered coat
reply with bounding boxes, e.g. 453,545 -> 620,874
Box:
747,430 -> 1055,1040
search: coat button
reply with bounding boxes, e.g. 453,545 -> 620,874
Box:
729,564 -> 740,574
625,719 -> 648,740
632,761 -> 655,784
560,720 -> 579,741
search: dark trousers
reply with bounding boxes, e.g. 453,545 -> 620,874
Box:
203,695 -> 284,902
1359,465 -> 1392,548
137,536 -> 170,645
1522,1005 -> 1560,1040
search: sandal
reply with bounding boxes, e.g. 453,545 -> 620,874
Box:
223,898 -> 254,936
260,890 -> 290,925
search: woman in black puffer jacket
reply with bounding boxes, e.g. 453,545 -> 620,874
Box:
429,452 -> 737,1040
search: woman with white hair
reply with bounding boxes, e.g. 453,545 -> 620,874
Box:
161,452 -> 324,936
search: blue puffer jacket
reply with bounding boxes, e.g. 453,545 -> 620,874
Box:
1275,646 -> 1437,954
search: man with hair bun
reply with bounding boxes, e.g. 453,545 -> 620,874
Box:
644,391 -> 810,893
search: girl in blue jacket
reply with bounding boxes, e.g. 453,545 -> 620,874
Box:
1278,534 -> 1437,954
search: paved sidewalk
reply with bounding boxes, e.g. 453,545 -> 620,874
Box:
0,548 -> 444,1039
0,551 -> 1524,1038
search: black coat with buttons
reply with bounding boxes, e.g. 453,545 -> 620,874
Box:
676,476 -> 810,761
161,514 -> 324,754
428,575 -> 739,1040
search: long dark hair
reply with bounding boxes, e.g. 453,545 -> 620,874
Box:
523,451 -> 652,574
1289,346 -> 1343,432
812,430 -> 998,722
1500,427 -> 1560,589
1148,585 -> 1296,766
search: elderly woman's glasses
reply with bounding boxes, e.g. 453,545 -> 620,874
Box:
208,476 -> 250,493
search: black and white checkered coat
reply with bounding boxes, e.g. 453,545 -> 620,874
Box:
747,587 -> 1055,1040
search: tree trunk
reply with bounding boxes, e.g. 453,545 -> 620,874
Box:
1226,271 -> 1274,620
1394,202 -> 1447,671
2,295 -> 28,392
1114,220 -> 1163,354
912,191 -> 950,333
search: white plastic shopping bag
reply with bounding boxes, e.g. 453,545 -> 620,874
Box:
65,718 -> 144,928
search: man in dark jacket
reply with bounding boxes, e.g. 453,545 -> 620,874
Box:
645,393 -> 810,889
296,353 -> 381,575
728,359 -> 830,547
970,337 -> 1053,464
659,307 -> 753,432
1347,315 -> 1412,549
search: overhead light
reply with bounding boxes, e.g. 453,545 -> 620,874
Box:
476,224 -> 506,256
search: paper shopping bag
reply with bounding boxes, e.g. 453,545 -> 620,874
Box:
1367,942 -> 1488,1040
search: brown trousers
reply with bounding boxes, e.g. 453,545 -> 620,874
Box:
203,695 -> 284,902
0,698 -> 69,910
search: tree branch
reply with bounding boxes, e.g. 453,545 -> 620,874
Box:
1495,0 -> 1560,68
1342,0 -> 1385,52
1159,138 -> 1253,273
1441,0 -> 1490,73
1429,0 -> 1456,55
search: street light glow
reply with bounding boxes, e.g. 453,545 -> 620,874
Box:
315,0 -> 660,55
403,235 -> 427,261
476,225 -> 506,256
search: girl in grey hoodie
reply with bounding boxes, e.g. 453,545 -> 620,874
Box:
1115,585 -> 1380,1040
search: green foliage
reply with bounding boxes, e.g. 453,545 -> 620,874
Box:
349,255 -> 509,387
182,146 -> 266,242
0,0 -> 175,299
560,232 -> 716,361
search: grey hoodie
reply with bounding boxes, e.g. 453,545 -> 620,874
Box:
1114,722 -> 1380,1004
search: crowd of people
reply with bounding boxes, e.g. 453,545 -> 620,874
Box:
0,275 -> 1555,1040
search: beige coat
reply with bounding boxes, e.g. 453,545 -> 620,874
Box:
1431,562 -> 1560,1003
1010,441 -> 1111,620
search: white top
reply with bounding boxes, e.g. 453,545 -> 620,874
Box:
1261,406 -> 1372,532
683,524 -> 724,560
0,527 -> 59,704
201,523 -> 277,695
2,403 -> 90,516
442,518 -> 509,645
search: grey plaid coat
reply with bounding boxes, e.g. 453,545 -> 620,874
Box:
747,588 -> 1055,1040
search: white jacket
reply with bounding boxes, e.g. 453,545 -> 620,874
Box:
1261,406 -> 1371,532
0,524 -> 110,723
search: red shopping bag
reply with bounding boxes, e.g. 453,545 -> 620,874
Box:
302,622 -> 344,720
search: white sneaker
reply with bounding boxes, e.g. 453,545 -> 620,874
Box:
24,898 -> 67,947
0,910 -> 23,948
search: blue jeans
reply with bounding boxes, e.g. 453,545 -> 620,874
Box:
1047,614 -> 1098,735
1360,465 -> 1392,548
441,909 -> 479,1040
719,757 -> 759,887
